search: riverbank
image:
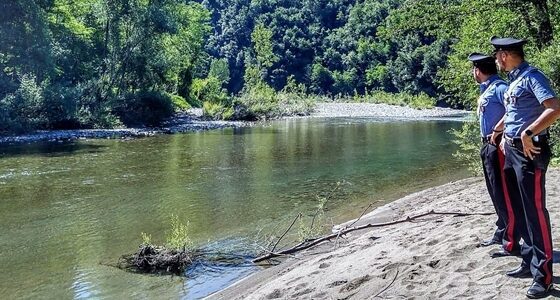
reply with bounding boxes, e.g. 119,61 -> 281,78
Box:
0,103 -> 469,145
208,169 -> 560,299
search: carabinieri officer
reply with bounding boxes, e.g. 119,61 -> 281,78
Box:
490,37 -> 560,299
468,53 -> 520,257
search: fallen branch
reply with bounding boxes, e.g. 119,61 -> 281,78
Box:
335,202 -> 373,246
271,213 -> 301,253
374,268 -> 399,298
252,209 -> 493,263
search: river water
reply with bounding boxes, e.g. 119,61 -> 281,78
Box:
0,117 -> 470,299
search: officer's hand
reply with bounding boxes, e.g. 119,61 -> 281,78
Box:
490,131 -> 499,145
499,136 -> 505,154
521,132 -> 540,160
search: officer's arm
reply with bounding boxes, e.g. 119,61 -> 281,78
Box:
524,98 -> 560,136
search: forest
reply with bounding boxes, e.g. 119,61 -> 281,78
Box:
1,0 -> 559,132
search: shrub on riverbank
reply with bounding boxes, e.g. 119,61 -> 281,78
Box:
170,94 -> 191,112
233,79 -> 315,120
449,116 -> 483,175
114,91 -> 175,127
352,90 -> 436,109
0,74 -> 46,133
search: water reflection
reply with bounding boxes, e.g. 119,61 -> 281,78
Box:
0,117 -> 469,299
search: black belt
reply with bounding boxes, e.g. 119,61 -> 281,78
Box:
504,135 -> 549,150
481,133 -> 502,144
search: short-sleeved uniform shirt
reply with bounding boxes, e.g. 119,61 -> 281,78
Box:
479,74 -> 508,137
504,62 -> 557,138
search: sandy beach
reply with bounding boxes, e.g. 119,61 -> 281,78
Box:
208,169 -> 560,299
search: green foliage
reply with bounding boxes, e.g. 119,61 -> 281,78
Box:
297,196 -> 328,241
169,94 -> 191,112
165,214 -> 194,251
0,74 -> 46,133
550,124 -> 560,166
0,0 -> 212,133
532,40 -> 560,92
449,116 -> 482,175
141,232 -> 152,246
251,23 -> 278,70
114,91 -> 175,127
235,82 -> 279,120
3,0 -> 560,135
202,101 -> 234,120
190,77 -> 230,107
208,58 -> 231,87
353,90 -> 436,109
310,63 -> 334,94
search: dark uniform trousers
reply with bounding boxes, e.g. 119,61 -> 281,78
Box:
503,139 -> 553,285
480,134 -> 520,251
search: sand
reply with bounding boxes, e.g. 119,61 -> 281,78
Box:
208,169 -> 560,299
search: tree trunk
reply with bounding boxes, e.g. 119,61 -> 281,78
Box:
530,0 -> 554,48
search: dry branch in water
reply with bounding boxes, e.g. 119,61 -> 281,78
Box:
252,209 -> 494,263
119,245 -> 201,275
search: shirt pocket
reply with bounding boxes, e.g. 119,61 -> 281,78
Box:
506,83 -> 529,108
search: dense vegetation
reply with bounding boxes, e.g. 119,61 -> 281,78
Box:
1,0 -> 559,133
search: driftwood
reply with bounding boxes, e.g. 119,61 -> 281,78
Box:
252,209 -> 494,263
119,245 -> 200,275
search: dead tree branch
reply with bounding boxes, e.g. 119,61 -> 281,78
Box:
253,210 -> 493,263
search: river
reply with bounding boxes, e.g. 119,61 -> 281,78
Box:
0,117 -> 470,299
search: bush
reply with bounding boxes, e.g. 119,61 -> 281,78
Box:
114,91 -> 175,127
202,101 -> 234,120
166,214 -> 194,251
234,82 -> 279,120
0,74 -> 46,133
189,76 -> 229,107
234,79 -> 316,120
42,83 -> 82,129
449,115 -> 482,175
169,94 -> 191,112
353,90 -> 436,109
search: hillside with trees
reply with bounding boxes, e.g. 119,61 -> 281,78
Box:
1,0 -> 559,132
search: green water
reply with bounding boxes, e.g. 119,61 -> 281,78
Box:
0,117 -> 470,299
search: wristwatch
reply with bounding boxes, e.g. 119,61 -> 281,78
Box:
525,129 -> 534,137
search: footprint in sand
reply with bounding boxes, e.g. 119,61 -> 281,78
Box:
266,289 -> 283,299
312,291 -> 328,298
286,276 -> 304,285
327,280 -> 348,288
291,288 -> 314,297
309,270 -> 321,275
427,239 -> 439,246
428,260 -> 440,268
339,275 -> 371,292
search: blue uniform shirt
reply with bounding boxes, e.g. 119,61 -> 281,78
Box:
479,75 -> 507,137
504,62 -> 557,137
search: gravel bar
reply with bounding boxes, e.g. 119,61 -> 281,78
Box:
0,103 -> 470,145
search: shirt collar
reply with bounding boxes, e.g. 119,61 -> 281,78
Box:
479,74 -> 501,93
507,61 -> 530,81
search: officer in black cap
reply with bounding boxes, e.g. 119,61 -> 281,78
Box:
490,36 -> 560,299
467,52 -> 520,257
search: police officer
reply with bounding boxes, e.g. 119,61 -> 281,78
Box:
468,53 -> 520,257
490,37 -> 560,299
